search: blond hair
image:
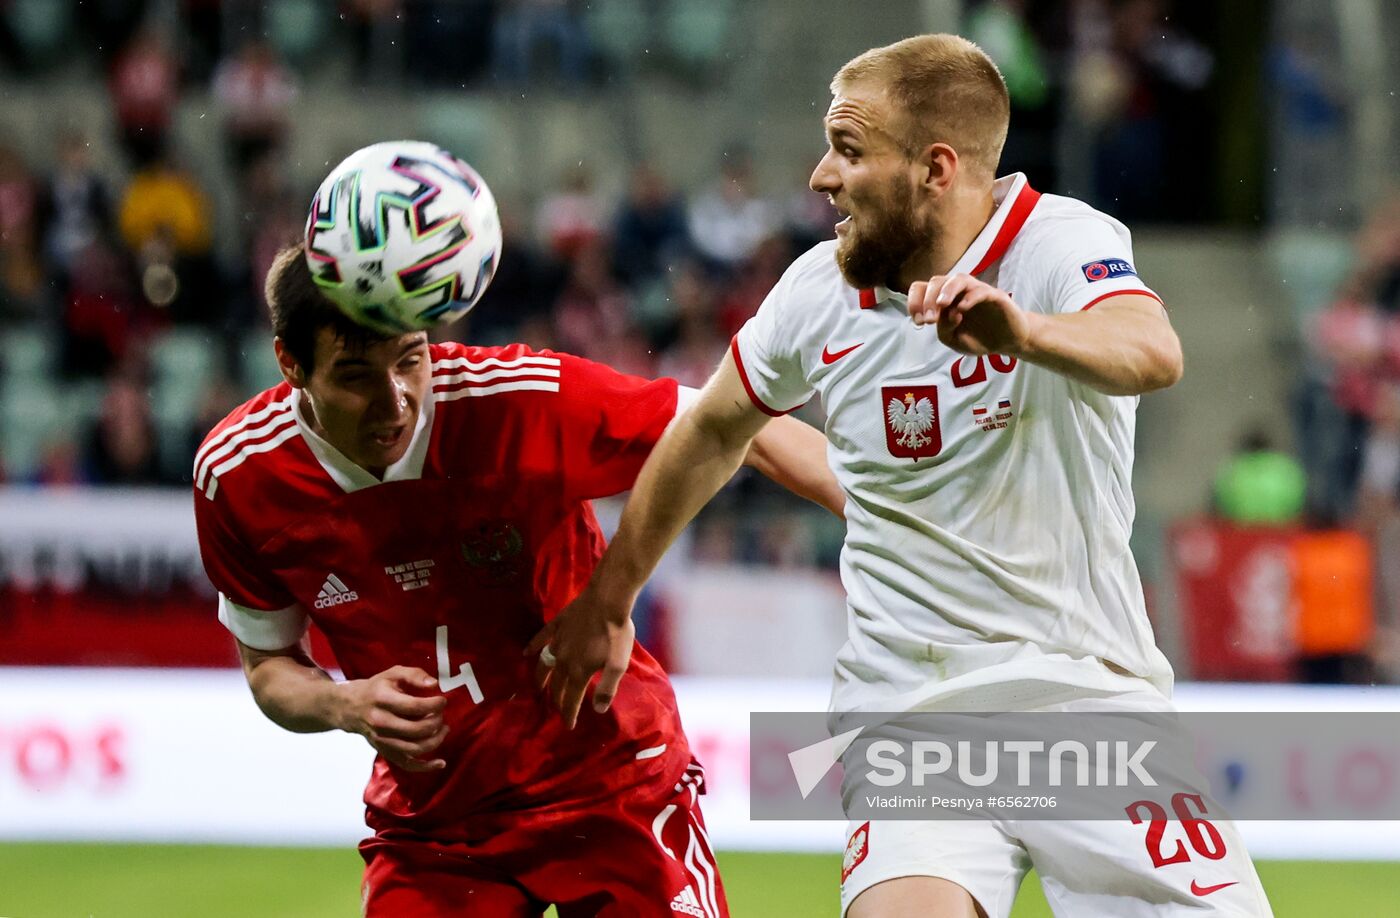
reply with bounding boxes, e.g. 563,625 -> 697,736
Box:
833,34 -> 1010,176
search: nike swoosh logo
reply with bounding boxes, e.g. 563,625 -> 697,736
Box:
1190,880 -> 1238,897
821,342 -> 864,365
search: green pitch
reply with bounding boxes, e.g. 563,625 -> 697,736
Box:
0,845 -> 1396,916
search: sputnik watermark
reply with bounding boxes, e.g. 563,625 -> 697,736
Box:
862,794 -> 1059,811
788,726 -> 864,799
789,731 -> 1155,798
865,739 -> 1157,788
754,711 -> 1400,821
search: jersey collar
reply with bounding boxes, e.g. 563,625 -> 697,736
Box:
294,389 -> 435,493
859,172 -> 1040,309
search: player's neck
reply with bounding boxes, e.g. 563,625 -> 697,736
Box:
892,185 -> 997,292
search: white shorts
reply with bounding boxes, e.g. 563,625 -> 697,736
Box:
838,691 -> 1274,917
839,813 -> 1272,917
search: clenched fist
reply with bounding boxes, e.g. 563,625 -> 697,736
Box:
335,665 -> 449,772
908,273 -> 1037,357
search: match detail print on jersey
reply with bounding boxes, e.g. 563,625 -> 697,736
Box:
883,385 -> 942,460
974,397 -> 1015,432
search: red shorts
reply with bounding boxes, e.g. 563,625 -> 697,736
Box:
360,763 -> 728,917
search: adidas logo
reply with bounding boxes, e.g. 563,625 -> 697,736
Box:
314,573 -> 360,609
670,886 -> 705,916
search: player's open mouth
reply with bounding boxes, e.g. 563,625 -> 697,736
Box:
372,427 -> 406,448
835,211 -> 852,234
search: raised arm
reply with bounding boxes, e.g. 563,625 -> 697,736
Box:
910,274 -> 1182,396
670,384 -> 841,518
604,351 -> 774,593
1010,293 -> 1182,395
527,350 -> 780,726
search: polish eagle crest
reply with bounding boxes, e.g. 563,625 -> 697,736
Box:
886,392 -> 936,449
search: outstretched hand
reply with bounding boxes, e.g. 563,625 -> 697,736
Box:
525,587 -> 636,729
908,273 -> 1035,357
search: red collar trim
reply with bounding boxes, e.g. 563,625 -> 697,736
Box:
970,181 -> 1041,276
855,180 -> 1041,309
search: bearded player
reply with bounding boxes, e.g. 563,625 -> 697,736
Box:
192,244 -> 841,917
537,35 -> 1273,918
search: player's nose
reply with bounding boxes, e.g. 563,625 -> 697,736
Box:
370,373 -> 412,420
810,151 -> 840,195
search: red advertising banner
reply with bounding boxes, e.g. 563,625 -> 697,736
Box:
1170,520 -> 1374,681
1172,520 -> 1299,681
0,488 -> 344,668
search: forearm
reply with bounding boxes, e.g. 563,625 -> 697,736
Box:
239,641 -> 347,734
532,358 -> 793,723
595,402 -> 757,607
593,380 -> 761,607
1017,300 -> 1183,396
746,416 -> 845,518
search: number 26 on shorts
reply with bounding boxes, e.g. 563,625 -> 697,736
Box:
1126,792 -> 1227,868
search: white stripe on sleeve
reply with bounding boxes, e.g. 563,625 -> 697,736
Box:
662,384 -> 702,435
218,593 -> 310,651
675,384 -> 701,415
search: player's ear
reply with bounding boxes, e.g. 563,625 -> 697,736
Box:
274,337 -> 307,389
919,142 -> 958,198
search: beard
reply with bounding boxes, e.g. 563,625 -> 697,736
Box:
834,176 -> 936,291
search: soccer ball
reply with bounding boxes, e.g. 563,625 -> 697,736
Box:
304,140 -> 502,334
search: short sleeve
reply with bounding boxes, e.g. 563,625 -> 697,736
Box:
217,594 -> 309,651
193,489 -> 307,649
556,353 -> 680,500
732,261 -> 814,415
1038,216 -> 1161,315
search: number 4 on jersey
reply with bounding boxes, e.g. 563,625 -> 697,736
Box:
435,625 -> 484,702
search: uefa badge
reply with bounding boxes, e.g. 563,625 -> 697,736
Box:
882,385 -> 942,460
1080,258 -> 1137,282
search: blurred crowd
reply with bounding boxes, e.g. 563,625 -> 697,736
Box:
1305,196 -> 1400,532
0,0 -> 1308,572
1204,195 -> 1400,683
966,0 -> 1215,221
0,104 -> 841,566
0,0 -> 857,565
0,0 -> 738,90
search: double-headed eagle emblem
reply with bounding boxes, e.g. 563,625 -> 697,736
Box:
886,392 -> 936,449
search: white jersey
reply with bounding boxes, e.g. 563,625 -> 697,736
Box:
733,173 -> 1174,714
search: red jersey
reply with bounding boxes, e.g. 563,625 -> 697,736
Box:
193,342 -> 690,839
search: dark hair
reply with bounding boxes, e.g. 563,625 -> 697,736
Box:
264,244 -> 392,374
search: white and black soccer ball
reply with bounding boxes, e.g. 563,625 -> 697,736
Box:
304,140 -> 502,333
